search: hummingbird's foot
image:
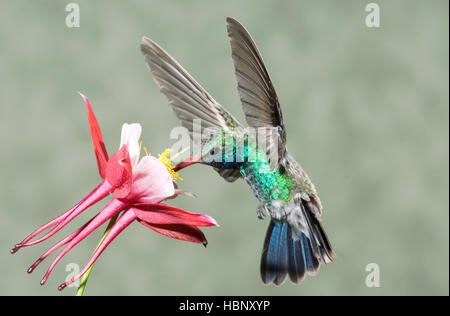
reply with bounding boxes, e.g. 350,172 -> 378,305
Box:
256,204 -> 267,220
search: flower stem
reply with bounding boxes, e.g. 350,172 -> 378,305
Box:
75,213 -> 120,296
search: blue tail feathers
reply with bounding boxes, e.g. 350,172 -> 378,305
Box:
260,206 -> 335,285
261,221 -> 315,284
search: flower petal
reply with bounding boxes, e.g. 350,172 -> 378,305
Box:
13,180 -> 113,250
125,156 -> 174,203
40,198 -> 126,285
106,145 -> 133,199
80,93 -> 109,179
119,123 -> 142,168
138,220 -> 207,245
58,209 -> 136,291
27,216 -> 95,274
132,204 -> 218,227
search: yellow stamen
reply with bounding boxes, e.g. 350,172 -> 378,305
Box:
158,148 -> 183,181
143,146 -> 150,156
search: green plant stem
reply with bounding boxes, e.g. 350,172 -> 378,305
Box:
76,213 -> 120,296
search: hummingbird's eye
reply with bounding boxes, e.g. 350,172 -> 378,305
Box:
210,148 -> 216,155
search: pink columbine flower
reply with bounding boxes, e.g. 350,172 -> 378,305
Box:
11,94 -> 218,291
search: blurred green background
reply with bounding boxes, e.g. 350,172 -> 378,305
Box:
0,0 -> 448,296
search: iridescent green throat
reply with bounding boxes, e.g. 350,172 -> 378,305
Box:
240,144 -> 294,204
206,131 -> 295,204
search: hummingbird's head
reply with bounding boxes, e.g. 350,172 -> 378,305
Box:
172,129 -> 227,171
174,129 -> 243,171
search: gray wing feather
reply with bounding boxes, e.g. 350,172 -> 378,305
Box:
141,37 -> 242,182
214,168 -> 242,182
226,17 -> 285,133
226,17 -> 287,168
141,37 -> 242,134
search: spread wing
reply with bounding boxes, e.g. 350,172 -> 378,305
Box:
226,17 -> 287,169
141,37 -> 241,134
141,37 -> 242,182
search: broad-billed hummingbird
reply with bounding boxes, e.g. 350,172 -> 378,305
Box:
141,17 -> 335,285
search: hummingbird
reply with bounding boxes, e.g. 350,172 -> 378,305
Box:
141,17 -> 335,285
